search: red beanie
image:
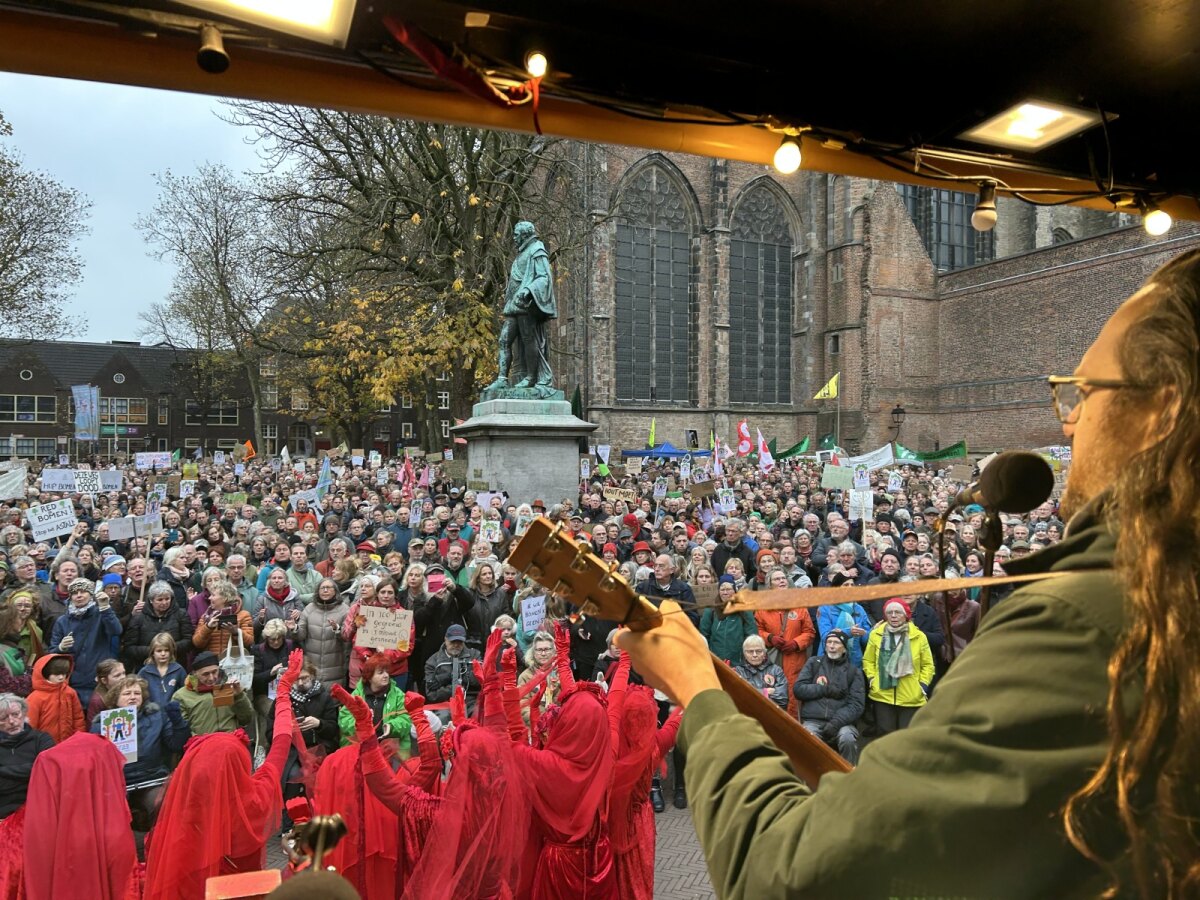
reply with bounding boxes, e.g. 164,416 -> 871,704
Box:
623,513 -> 640,531
602,542 -> 618,556
756,547 -> 776,565
884,598 -> 912,619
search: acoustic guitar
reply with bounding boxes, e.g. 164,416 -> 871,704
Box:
508,516 -> 852,785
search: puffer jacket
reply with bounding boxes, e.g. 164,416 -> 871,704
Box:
297,596 -> 350,685
257,586 -> 304,640
26,655 -> 85,744
793,652 -> 866,729
862,621 -> 935,708
90,701 -> 187,784
733,659 -> 789,710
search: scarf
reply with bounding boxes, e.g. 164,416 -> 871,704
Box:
267,584 -> 291,603
878,623 -> 915,689
290,678 -> 322,704
67,600 -> 96,618
833,603 -> 857,633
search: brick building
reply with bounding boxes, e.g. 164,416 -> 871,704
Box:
0,340 -> 438,459
552,146 -> 1200,455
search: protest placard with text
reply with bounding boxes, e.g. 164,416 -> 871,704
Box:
98,706 -> 138,763
603,486 -> 638,504
26,499 -> 77,542
521,595 -> 547,635
354,606 -> 414,652
821,464 -> 854,491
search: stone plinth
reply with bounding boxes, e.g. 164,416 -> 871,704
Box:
451,399 -> 597,505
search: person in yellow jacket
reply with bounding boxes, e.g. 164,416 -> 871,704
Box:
862,598 -> 935,734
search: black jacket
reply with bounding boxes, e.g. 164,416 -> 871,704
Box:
0,725 -> 54,818
424,645 -> 482,707
793,654 -> 866,730
711,539 -> 758,583
267,684 -> 340,755
122,606 -> 194,668
463,586 -> 512,655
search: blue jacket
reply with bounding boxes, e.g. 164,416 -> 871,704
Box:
815,604 -> 872,667
91,701 -> 188,784
49,603 -> 123,693
138,661 -> 188,707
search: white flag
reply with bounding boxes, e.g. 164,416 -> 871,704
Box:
757,429 -> 775,472
0,467 -> 26,501
281,445 -> 291,465
712,437 -> 724,478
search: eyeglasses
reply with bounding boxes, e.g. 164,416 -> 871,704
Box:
1047,375 -> 1150,424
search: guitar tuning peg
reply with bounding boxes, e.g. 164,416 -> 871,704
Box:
569,545 -> 591,572
552,578 -> 574,600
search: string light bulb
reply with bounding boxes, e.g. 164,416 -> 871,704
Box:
773,135 -> 802,174
524,50 -> 548,79
971,181 -> 998,232
1143,205 -> 1172,236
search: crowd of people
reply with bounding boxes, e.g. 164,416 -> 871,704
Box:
0,445 -> 1063,897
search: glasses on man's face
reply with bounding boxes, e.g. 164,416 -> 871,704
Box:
1047,376 -> 1149,424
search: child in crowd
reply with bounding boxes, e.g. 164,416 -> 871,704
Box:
27,655 -> 85,743
139,633 -> 188,707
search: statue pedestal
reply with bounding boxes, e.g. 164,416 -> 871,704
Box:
450,399 -> 597,506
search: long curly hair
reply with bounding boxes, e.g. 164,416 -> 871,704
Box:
1063,248 -> 1200,897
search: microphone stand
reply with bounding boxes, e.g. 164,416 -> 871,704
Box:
976,510 -> 1003,618
934,513 -> 958,664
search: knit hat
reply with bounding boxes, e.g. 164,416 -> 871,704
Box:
602,542 -> 618,556
190,651 -> 220,672
101,573 -> 123,588
623,513 -> 640,531
884,598 -> 912,619
718,574 -> 737,587
101,555 -> 126,572
825,629 -> 849,650
755,547 -> 776,565
829,572 -> 852,587
880,548 -> 902,563
68,578 -> 94,595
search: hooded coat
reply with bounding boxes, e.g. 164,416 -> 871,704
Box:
296,594 -> 350,685
26,655 -> 85,744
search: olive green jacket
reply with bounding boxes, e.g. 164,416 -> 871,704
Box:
679,497 -> 1130,899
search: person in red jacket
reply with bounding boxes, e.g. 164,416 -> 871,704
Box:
26,655 -> 84,744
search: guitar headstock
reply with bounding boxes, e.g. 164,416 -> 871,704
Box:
507,516 -> 663,631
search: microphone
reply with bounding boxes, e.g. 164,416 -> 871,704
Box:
949,451 -> 1055,514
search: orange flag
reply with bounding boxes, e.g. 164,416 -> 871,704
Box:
242,440 -> 256,461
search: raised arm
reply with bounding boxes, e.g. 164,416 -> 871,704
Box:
499,647 -> 527,744
404,691 -> 442,793
258,649 -> 303,783
331,684 -> 417,815
607,651 -> 632,754
553,621 -> 576,691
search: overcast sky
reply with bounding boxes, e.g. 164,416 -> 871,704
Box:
0,72 -> 261,344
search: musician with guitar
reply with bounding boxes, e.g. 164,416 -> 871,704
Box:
610,255 -> 1200,898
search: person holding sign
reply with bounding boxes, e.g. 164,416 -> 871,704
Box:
342,576 -> 417,690
90,675 -> 186,790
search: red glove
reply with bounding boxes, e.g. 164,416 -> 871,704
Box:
404,691 -> 425,716
781,639 -> 800,653
450,685 -> 466,726
332,683 -> 376,744
765,633 -> 782,649
276,648 -> 304,697
553,621 -> 576,690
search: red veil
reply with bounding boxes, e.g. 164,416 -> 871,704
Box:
23,732 -> 138,900
405,723 -> 529,899
515,682 -> 617,900
313,745 -> 399,900
143,731 -> 283,900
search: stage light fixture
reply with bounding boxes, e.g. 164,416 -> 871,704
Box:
176,1 -> 357,48
960,100 -> 1106,151
1143,205 -> 1172,236
524,50 -> 548,79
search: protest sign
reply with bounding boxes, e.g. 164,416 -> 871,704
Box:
409,506 -> 423,527
843,443 -> 896,471
57,454 -> 69,466
234,463 -> 245,477
26,499 -> 77,542
134,452 -> 171,471
849,489 -> 874,521
0,467 -> 26,501
354,606 -> 414,652
74,469 -> 102,494
444,460 -> 468,481
521,595 -> 547,635
40,469 -> 76,492
351,455 -> 364,468
213,451 -> 226,466
680,460 -> 691,480
481,520 -> 503,544
596,445 -> 611,464
222,492 -> 248,508
692,582 -> 719,609
691,479 -> 716,499
949,464 -> 975,482
514,513 -> 534,536
603,486 -> 638,504
852,464 -> 870,490
820,464 -> 854,491
716,488 -> 737,514
98,706 -> 138,763
179,480 -> 197,499
376,467 -> 388,485
467,480 -> 490,491
98,470 -> 123,491
579,458 -> 590,480
887,471 -> 903,492
108,512 -> 164,541
182,463 -> 199,479
147,482 -> 168,505
626,457 -> 642,475
652,477 -> 668,501
292,461 -> 306,474
369,451 -> 382,469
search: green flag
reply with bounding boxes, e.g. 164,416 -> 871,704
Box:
171,449 -> 181,463
894,442 -> 921,462
776,436 -> 810,459
894,441 -> 968,462
819,433 -> 837,450
596,463 -> 610,477
767,438 -> 778,457
648,417 -> 656,448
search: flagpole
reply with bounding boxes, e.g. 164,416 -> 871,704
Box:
835,383 -> 841,449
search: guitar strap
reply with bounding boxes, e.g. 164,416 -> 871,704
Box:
725,570 -> 1078,613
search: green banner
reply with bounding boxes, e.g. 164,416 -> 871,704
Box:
894,441 -> 968,462
776,436 -> 811,459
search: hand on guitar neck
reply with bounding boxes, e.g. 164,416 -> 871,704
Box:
615,600 -> 720,708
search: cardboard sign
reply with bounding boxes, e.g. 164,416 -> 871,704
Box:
521,594 -> 547,635
354,606 -> 414,652
820,464 -> 854,491
39,469 -> 76,492
0,467 -> 26,501
949,464 -> 975,482
182,463 -> 199,479
692,582 -> 719,609
691,479 -> 716,499
26,499 -> 77,541
603,486 -> 638,504
852,464 -> 870,490
652,477 -> 668,501
887,471 -> 903,492
134,451 -> 171,471
98,470 -> 123,492
626,457 -> 642,475
409,506 -> 423,527
480,520 -> 503,544
222,492 -> 248,508
369,450 -> 382,469
234,463 -> 245,477
849,489 -> 874,521
351,455 -> 364,468
98,705 -> 138,763
376,468 -> 389,485
57,454 -> 69,466
466,480 -> 490,491
444,460 -> 468,481
108,513 -> 163,541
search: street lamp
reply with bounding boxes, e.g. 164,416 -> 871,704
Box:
889,404 -> 906,435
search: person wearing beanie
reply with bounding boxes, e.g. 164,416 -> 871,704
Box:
601,542 -> 619,562
862,599 -> 935,734
174,648 -> 254,737
47,578 -> 122,709
793,629 -> 866,764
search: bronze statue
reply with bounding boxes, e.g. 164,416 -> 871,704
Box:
486,221 -> 558,399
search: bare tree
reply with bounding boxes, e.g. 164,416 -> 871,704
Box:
0,112 -> 91,339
